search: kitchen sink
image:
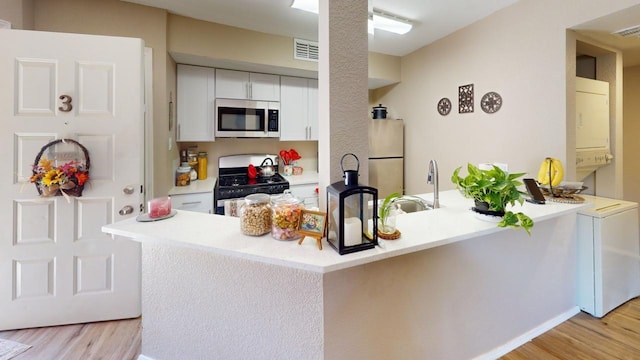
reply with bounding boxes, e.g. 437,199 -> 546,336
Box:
389,195 -> 434,213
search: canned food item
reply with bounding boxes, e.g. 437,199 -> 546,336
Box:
240,193 -> 271,236
175,163 -> 191,186
271,190 -> 303,241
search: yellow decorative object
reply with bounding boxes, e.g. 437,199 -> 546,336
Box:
537,157 -> 564,187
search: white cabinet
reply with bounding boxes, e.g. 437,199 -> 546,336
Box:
215,69 -> 280,101
290,183 -> 319,208
177,64 -> 215,142
170,192 -> 214,214
280,76 -> 318,141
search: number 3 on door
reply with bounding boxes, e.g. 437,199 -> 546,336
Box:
58,94 -> 72,112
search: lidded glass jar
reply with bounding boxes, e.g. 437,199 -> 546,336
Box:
271,190 -> 303,241
175,162 -> 191,186
240,193 -> 271,236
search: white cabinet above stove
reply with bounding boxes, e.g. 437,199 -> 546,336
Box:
215,69 -> 280,101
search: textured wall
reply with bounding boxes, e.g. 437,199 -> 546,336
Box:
141,242 -> 324,360
318,0 -> 369,208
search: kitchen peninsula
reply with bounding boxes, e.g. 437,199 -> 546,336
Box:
103,190 -> 590,360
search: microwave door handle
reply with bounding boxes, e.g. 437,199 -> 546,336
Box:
264,112 -> 268,134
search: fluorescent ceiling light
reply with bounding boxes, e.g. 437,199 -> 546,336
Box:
291,0 -> 318,14
290,1 -> 413,35
372,9 -> 412,35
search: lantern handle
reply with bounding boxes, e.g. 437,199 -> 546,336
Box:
340,153 -> 360,173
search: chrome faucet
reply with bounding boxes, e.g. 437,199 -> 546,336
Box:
427,160 -> 440,209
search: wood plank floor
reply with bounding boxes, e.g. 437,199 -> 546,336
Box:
1,298 -> 639,359
501,297 -> 640,359
0,317 -> 140,360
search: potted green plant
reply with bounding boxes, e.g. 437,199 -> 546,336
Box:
451,163 -> 534,234
378,192 -> 401,234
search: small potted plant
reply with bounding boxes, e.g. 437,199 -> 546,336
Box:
378,192 -> 402,235
451,163 -> 534,234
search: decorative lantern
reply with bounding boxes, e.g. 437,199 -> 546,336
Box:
326,153 -> 378,255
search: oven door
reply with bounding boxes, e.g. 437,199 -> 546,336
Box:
215,99 -> 279,138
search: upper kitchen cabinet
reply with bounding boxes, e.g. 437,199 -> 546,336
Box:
177,64 -> 215,142
280,76 -> 318,141
215,69 -> 280,101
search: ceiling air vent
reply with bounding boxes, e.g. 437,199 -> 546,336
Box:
611,24 -> 640,37
294,38 -> 319,62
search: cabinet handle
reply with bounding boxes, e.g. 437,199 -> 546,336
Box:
181,201 -> 202,205
177,124 -> 181,139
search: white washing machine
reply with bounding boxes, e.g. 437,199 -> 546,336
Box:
577,195 -> 640,317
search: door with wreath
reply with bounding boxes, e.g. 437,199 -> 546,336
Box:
0,30 -> 144,330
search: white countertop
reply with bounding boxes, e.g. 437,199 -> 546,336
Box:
167,177 -> 216,196
282,170 -> 318,186
103,190 -> 590,273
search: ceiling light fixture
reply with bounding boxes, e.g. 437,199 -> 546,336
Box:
372,8 -> 412,35
291,0 -> 319,14
290,1 -> 413,35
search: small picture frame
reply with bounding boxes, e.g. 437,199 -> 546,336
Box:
297,209 -> 327,250
298,209 -> 327,237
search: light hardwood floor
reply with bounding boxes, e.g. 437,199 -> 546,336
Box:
501,297 -> 640,359
0,317 -> 140,360
1,298 -> 639,359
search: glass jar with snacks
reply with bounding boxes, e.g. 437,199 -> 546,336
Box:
175,163 -> 191,186
240,193 -> 271,236
271,190 -> 303,241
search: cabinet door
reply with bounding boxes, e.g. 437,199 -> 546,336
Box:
177,65 -> 215,142
307,79 -> 318,141
215,69 -> 249,99
290,184 -> 319,209
250,73 -> 280,101
170,192 -> 213,214
280,76 -> 308,141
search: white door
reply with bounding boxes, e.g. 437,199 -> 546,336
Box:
0,30 -> 144,330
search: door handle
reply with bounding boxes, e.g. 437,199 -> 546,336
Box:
119,205 -> 134,216
123,186 -> 135,195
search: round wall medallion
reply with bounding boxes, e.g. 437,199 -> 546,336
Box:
481,92 -> 503,114
437,98 -> 451,116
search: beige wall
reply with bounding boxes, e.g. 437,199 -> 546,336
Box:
623,66 -> 640,206
168,14 -> 317,74
0,0 -> 34,29
373,0 -> 640,195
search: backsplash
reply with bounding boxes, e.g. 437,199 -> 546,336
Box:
174,138 -> 318,181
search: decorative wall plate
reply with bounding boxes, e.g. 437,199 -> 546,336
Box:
481,92 -> 503,114
437,98 -> 451,116
458,84 -> 474,113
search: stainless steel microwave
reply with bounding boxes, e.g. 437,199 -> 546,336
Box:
215,99 -> 280,138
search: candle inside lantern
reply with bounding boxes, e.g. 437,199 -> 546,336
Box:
344,217 -> 362,246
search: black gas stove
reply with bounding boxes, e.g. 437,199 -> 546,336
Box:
217,168 -> 289,199
215,154 -> 290,215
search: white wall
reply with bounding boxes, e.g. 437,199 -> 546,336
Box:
372,0 -> 640,196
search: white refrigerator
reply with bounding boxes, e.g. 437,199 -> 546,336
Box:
577,195 -> 640,317
368,119 -> 404,199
